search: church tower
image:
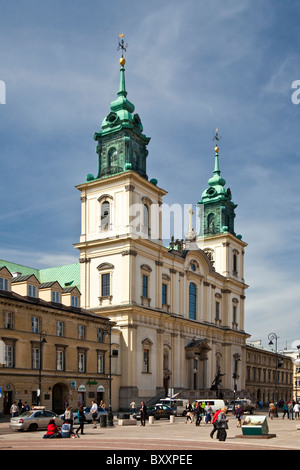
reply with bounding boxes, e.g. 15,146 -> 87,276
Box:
92,47 -> 150,182
196,131 -> 247,283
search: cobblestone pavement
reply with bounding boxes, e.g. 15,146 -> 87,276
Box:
0,413 -> 299,452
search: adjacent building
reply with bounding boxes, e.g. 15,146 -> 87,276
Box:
0,264 -> 112,415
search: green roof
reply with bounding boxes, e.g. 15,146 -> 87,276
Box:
0,259 -> 80,291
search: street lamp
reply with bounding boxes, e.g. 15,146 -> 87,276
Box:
268,332 -> 280,410
38,331 -> 47,406
232,353 -> 241,411
104,321 -> 114,427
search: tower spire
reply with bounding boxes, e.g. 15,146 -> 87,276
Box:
197,130 -> 237,237
91,35 -> 151,181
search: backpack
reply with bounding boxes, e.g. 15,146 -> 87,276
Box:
212,410 -> 221,423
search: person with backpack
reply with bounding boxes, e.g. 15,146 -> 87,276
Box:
210,408 -> 221,438
216,407 -> 229,441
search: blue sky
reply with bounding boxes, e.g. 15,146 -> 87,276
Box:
0,0 -> 300,350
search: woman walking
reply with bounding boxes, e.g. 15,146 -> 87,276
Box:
76,405 -> 85,436
217,407 -> 229,441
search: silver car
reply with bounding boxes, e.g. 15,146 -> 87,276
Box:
10,407 -> 63,431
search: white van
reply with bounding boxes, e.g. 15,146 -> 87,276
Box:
195,399 -> 225,412
157,398 -> 189,416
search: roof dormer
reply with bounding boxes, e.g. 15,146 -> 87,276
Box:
11,274 -> 40,298
39,281 -> 63,304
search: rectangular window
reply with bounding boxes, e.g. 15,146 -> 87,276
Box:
97,353 -> 105,374
97,328 -> 104,343
142,275 -> 148,298
32,317 -> 40,333
143,348 -> 150,373
28,285 -> 36,298
162,284 -> 167,305
56,350 -> 64,371
101,273 -> 110,297
52,291 -> 60,303
215,302 -> 220,320
78,325 -> 85,340
233,305 -> 237,323
5,344 -> 14,368
71,295 -> 78,307
56,321 -> 64,337
4,312 -> 13,329
0,277 -> 8,291
78,352 -> 85,372
32,347 -> 40,369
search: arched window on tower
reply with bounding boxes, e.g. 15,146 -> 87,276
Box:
189,282 -> 197,320
101,201 -> 110,231
143,204 -> 150,236
207,213 -> 215,234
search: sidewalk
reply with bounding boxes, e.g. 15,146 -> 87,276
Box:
0,412 -> 300,451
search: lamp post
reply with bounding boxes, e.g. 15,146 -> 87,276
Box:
268,332 -> 279,412
104,321 -> 114,427
38,331 -> 47,406
232,353 -> 241,412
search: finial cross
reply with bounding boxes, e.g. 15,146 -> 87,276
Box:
118,34 -> 128,57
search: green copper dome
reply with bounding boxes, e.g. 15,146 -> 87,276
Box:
200,148 -> 230,203
197,143 -> 237,237
90,57 -> 150,181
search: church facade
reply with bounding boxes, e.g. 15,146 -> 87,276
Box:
73,54 -> 249,409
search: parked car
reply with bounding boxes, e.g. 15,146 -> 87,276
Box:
133,404 -> 175,420
227,399 -> 256,414
10,406 -> 64,432
71,406 -> 108,423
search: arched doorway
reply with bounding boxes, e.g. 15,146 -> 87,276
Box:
52,383 -> 69,414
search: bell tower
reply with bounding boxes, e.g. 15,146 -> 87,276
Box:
196,130 -> 247,282
74,36 -> 167,309
89,35 -> 150,182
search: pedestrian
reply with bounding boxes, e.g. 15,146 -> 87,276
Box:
89,400 -> 98,428
100,400 -> 106,409
185,400 -> 193,423
288,401 -> 294,420
43,419 -> 61,438
210,409 -> 221,439
75,405 -> 85,436
234,404 -> 244,427
63,405 -> 75,437
204,403 -> 213,424
10,402 -> 18,417
140,401 -> 147,426
130,400 -> 136,414
217,407 -> 229,441
293,402 -> 300,419
194,402 -> 202,426
269,401 -> 276,419
64,405 -> 74,426
24,402 -> 30,411
282,402 -> 289,419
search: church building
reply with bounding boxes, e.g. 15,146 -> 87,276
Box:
73,48 -> 249,409
0,42 -> 249,411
